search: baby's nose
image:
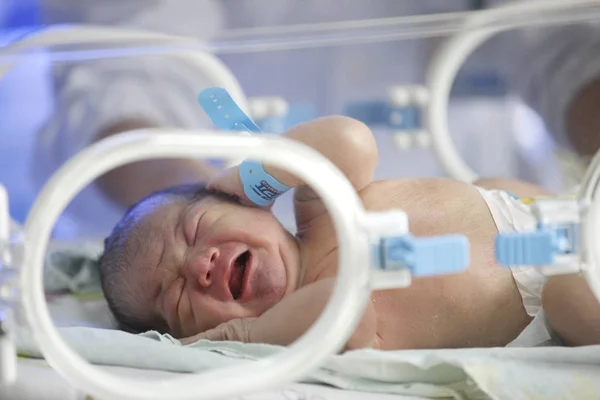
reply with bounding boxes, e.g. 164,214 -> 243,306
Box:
196,247 -> 219,288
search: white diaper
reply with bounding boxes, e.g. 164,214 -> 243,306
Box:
476,187 -> 558,346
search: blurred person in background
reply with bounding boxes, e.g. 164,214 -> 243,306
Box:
1,0 -> 600,240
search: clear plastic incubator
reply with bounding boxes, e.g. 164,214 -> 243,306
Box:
1,1 -> 600,399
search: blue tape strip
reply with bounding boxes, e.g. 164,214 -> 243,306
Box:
239,160 -> 290,206
198,87 -> 263,133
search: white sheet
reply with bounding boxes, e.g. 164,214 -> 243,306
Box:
2,359 -> 424,400
10,324 -> 600,400
8,247 -> 598,400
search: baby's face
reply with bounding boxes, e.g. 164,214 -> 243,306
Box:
128,194 -> 301,338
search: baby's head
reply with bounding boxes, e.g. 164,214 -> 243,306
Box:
99,184 -> 302,338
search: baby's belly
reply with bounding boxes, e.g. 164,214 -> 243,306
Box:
371,268 -> 528,350
313,178 -> 532,349
361,180 -> 530,349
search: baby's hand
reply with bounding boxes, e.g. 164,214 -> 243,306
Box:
207,166 -> 274,209
179,318 -> 257,345
206,166 -> 254,207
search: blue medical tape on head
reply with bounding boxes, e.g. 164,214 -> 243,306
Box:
239,160 -> 290,206
198,87 -> 263,133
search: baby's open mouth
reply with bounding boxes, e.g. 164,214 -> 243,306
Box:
229,251 -> 249,300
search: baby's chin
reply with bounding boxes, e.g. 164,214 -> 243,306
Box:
249,262 -> 288,310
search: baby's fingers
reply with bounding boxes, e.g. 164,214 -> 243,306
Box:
179,334 -> 203,345
179,329 -> 218,345
180,326 -> 229,344
180,319 -> 255,345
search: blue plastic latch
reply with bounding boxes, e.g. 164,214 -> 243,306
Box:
345,101 -> 389,126
388,106 -> 421,130
255,105 -> 316,134
495,225 -> 577,266
496,230 -> 555,266
344,101 -> 422,131
198,87 -> 263,133
374,234 -> 470,277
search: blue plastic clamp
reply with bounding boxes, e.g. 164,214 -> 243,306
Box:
372,234 -> 470,277
495,224 -> 578,266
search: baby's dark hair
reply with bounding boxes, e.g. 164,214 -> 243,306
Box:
99,184 -> 211,334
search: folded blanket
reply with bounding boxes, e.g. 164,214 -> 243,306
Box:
43,240 -> 103,294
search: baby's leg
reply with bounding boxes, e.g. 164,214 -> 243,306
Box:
543,275 -> 600,346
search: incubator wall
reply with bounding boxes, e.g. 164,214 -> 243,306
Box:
1,0 -> 599,241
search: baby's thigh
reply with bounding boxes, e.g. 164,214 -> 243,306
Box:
543,275 -> 600,346
377,179 -> 531,348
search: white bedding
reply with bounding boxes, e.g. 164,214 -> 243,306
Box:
4,294 -> 426,400
4,246 -> 600,400
3,359 -> 424,400
9,321 -> 600,400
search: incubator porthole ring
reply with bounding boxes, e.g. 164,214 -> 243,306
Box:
426,0 -> 600,183
19,132 -> 373,400
579,147 -> 600,303
583,199 -> 600,303
0,25 -> 249,167
426,21 -> 501,183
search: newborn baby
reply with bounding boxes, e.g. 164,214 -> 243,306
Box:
98,116 -> 594,350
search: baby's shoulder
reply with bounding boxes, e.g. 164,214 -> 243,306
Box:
358,179 -> 411,210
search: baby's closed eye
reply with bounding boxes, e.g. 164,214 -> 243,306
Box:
205,188 -> 241,204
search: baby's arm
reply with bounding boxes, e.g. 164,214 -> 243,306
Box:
268,116 -> 378,192
181,277 -> 379,350
207,116 -> 378,208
